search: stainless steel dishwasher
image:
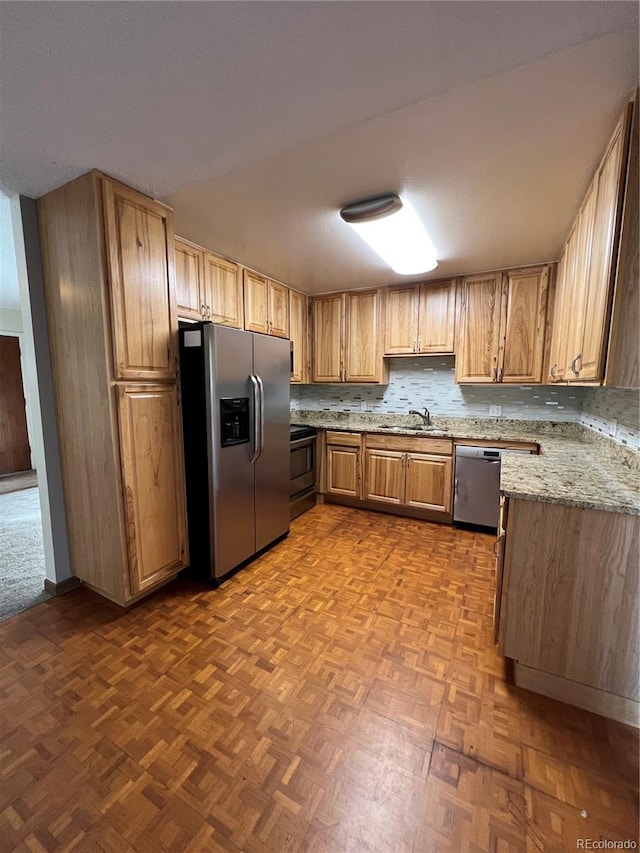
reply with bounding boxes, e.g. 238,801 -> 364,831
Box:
453,445 -> 531,529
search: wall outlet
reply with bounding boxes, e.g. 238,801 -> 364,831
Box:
608,418 -> 618,437
489,405 -> 502,417
360,401 -> 367,412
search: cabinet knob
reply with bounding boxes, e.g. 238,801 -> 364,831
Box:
570,353 -> 582,376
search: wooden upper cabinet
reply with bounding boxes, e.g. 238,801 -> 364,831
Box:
244,272 -> 290,338
312,289 -> 387,383
268,280 -> 289,338
204,252 -> 243,329
384,280 -> 455,356
312,294 -> 344,382
547,248 -> 569,382
579,111 -> 629,381
456,267 -> 549,384
547,97 -> 635,386
384,286 -> 420,354
455,273 -> 503,383
344,289 -> 384,382
500,266 -> 549,383
117,383 -> 188,596
289,289 -> 308,384
243,270 -> 269,334
103,180 -> 177,381
174,239 -> 204,321
418,280 -> 456,354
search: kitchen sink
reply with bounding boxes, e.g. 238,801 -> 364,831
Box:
378,424 -> 448,433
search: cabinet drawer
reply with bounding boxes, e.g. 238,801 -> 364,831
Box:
326,431 -> 362,447
366,434 -> 452,455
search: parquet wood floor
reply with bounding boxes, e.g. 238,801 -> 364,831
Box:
0,504 -> 637,852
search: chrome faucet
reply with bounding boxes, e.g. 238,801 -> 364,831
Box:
409,407 -> 431,426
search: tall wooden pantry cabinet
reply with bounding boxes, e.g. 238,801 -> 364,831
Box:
37,172 -> 189,605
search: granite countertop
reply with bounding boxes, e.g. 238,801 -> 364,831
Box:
291,410 -> 640,516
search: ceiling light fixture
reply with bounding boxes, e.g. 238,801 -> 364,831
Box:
339,193 -> 438,275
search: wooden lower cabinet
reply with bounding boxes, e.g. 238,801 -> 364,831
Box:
498,497 -> 639,725
325,444 -> 361,498
117,384 -> 189,595
405,453 -> 452,513
364,450 -> 404,504
324,432 -> 453,521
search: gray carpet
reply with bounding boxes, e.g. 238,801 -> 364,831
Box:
0,487 -> 50,622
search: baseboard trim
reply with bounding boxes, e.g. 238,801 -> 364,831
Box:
44,576 -> 82,597
514,662 -> 640,728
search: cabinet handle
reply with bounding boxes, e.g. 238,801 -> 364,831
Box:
550,364 -> 557,380
493,537 -> 502,558
492,367 -> 497,381
497,367 -> 503,382
413,340 -> 417,352
201,303 -> 207,319
418,338 -> 422,352
570,353 -> 582,376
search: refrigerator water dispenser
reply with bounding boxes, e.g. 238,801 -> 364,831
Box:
220,398 -> 249,447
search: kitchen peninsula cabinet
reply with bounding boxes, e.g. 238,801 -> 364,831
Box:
311,289 -> 388,383
384,279 -> 456,355
497,496 -> 639,726
244,270 -> 289,338
37,171 -> 188,606
455,266 -> 549,384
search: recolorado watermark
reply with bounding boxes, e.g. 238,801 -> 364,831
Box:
576,841 -> 637,849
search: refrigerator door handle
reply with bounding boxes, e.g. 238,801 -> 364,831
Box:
255,374 -> 265,462
249,374 -> 260,464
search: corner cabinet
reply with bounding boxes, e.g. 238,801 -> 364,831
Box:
37,171 -> 189,606
384,279 -> 456,355
456,266 -> 549,384
289,288 -> 309,384
311,289 -> 388,383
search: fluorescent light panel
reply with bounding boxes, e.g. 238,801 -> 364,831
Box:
341,195 -> 438,275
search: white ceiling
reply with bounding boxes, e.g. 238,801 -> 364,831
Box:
1,2 -> 638,293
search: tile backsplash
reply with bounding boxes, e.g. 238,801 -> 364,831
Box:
291,357 -> 640,450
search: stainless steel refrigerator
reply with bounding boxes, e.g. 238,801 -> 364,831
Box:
179,323 -> 290,583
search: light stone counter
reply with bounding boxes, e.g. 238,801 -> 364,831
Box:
291,410 -> 639,516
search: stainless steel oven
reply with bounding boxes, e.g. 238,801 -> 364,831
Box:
290,426 -> 317,519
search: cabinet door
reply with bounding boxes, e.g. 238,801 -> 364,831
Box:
268,280 -> 290,338
204,253 -> 243,329
326,445 -> 360,498
364,449 -> 405,505
103,180 -> 178,381
289,289 -> 307,384
345,289 -> 383,382
312,295 -> 343,382
455,273 -> 503,383
174,239 -> 204,321
243,270 -> 269,334
564,180 -> 597,380
579,111 -> 630,381
405,453 -> 452,513
384,285 -> 419,354
547,249 -> 569,382
500,266 -> 549,383
418,280 -> 456,354
117,384 -> 188,596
